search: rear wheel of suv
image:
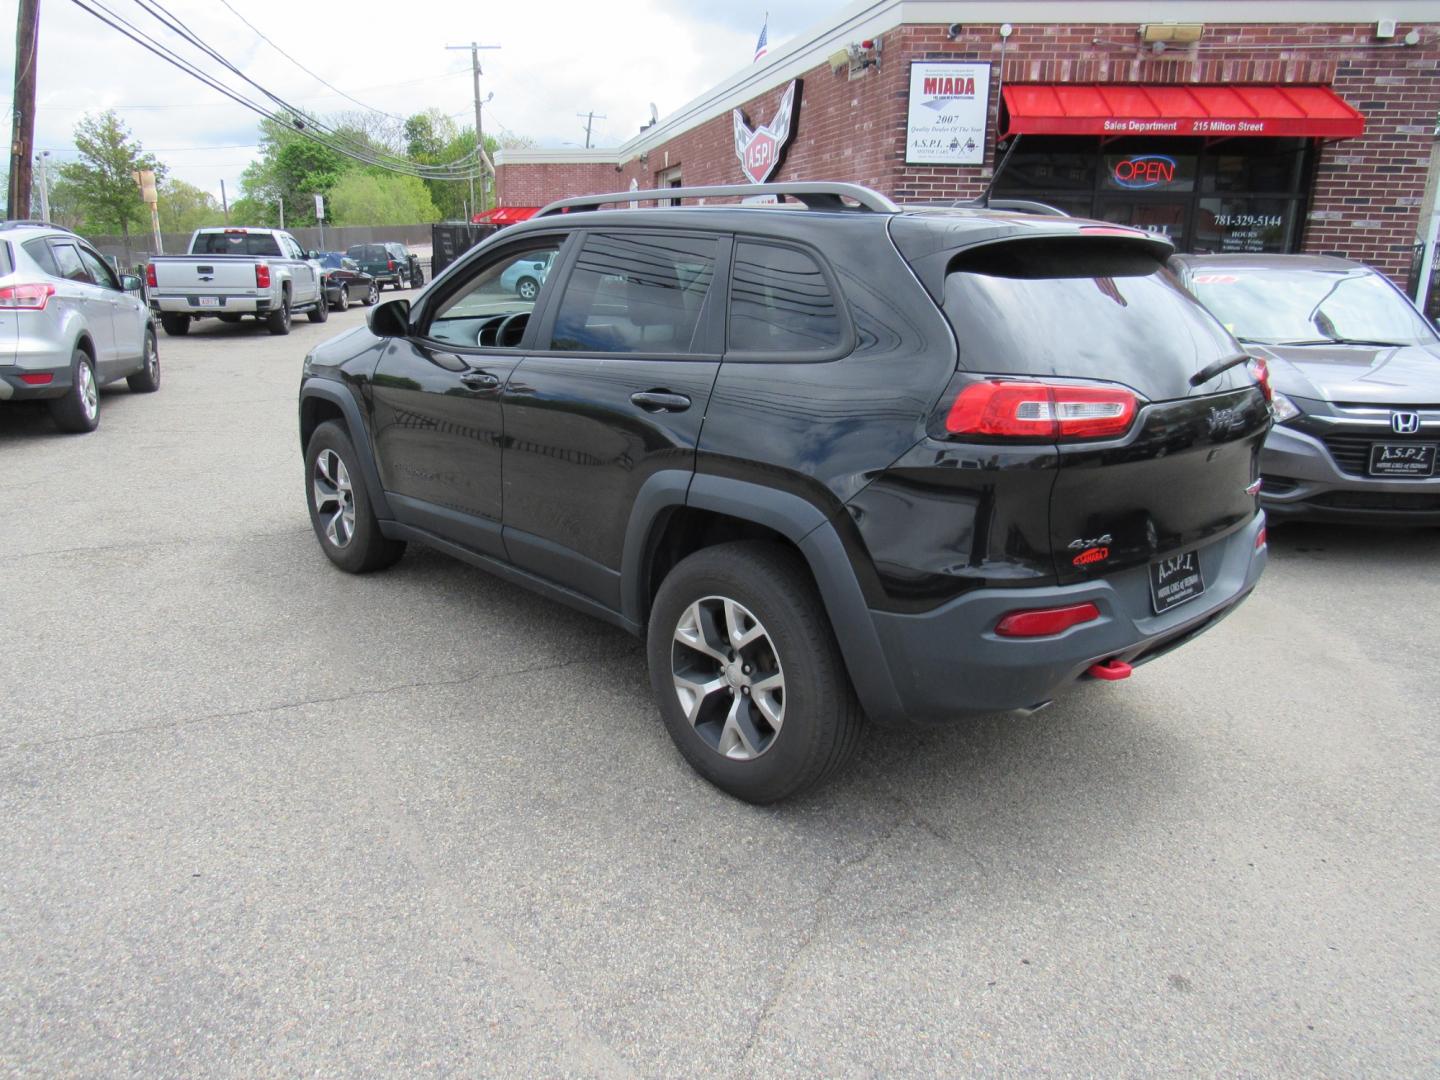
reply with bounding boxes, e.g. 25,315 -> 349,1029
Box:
305,421 -> 406,573
126,329 -> 161,393
267,291 -> 292,335
307,291 -> 329,323
646,541 -> 863,803
49,348 -> 100,434
160,313 -> 190,337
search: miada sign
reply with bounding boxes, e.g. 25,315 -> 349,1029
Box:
733,80 -> 801,184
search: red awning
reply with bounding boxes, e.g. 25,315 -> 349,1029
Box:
472,206 -> 539,225
1001,84 -> 1364,139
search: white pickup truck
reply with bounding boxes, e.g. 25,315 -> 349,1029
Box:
146,227 -> 327,336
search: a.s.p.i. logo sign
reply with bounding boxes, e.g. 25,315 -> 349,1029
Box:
733,80 -> 801,184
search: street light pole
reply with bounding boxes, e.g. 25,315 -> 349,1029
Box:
445,41 -> 499,214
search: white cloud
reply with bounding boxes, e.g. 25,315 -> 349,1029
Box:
10,0 -> 833,201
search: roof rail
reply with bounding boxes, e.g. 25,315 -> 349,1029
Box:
1,219 -> 73,232
536,182 -> 900,218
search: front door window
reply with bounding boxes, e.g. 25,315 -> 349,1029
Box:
422,242 -> 563,349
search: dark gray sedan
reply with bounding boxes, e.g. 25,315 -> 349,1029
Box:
1173,254 -> 1440,525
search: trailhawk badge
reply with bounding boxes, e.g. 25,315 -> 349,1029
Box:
733,80 -> 801,184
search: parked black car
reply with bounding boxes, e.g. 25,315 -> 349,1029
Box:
316,252 -> 378,310
343,242 -> 424,290
299,182 -> 1270,802
1173,253 -> 1440,524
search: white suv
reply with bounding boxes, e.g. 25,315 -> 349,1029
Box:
0,222 -> 159,432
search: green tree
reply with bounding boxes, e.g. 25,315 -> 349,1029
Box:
157,178 -> 225,234
240,116 -> 349,226
57,111 -> 162,262
328,171 -> 440,226
225,195 -> 278,228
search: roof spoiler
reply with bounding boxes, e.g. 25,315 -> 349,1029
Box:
537,182 -> 899,217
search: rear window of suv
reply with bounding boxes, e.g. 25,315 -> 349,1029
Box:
193,232 -> 283,257
347,245 -> 387,261
22,238 -> 59,276
942,237 -> 1237,382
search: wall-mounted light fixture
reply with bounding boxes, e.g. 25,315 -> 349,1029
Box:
1140,23 -> 1204,44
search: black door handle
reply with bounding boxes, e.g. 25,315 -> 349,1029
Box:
461,371 -> 500,389
631,390 -> 691,412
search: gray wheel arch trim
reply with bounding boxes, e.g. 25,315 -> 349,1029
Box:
298,380 -> 393,520
621,471 -> 905,724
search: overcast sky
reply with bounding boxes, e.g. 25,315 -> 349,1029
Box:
5,0 -> 844,201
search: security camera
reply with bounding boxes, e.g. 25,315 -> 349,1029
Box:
947,23 -> 962,40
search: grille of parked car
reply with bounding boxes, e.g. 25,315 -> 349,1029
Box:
1311,490 -> 1440,511
1320,430 -> 1435,476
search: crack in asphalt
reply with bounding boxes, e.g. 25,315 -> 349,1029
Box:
0,648 -> 640,753
5,526 -> 313,564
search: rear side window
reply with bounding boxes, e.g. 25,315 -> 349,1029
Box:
22,238 -> 58,276
193,232 -> 283,257
942,237 -> 1237,383
728,241 -> 843,356
549,233 -> 717,355
50,242 -> 91,283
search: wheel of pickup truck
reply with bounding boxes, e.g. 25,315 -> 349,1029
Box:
305,421 -> 405,574
266,290 -> 292,335
160,313 -> 190,337
647,541 -> 863,803
307,291 -> 329,323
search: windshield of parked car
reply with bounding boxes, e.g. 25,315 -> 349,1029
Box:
193,231 -> 284,257
1188,268 -> 1437,347
319,252 -> 345,269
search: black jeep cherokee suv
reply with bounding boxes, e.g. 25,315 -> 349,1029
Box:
298,182 -> 1270,803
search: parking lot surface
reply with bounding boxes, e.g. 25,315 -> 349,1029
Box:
2,305 -> 1437,1077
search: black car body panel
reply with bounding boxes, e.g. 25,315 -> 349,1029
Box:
301,195 -> 1269,724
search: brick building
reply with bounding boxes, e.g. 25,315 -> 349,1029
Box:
493,0 -> 1440,293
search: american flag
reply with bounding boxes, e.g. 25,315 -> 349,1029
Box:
753,18 -> 769,62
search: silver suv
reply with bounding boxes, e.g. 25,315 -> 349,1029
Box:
0,221 -> 159,432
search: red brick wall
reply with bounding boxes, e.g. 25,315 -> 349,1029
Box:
501,19 -> 1440,282
495,161 -> 620,208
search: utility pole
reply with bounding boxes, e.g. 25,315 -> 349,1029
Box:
7,0 -> 41,220
578,111 -> 607,150
445,41 -> 499,212
35,150 -> 51,221
220,179 -> 228,224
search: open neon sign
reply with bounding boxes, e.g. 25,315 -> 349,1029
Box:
1111,154 -> 1178,189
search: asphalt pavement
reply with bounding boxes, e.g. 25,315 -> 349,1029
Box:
1,299 -> 1437,1077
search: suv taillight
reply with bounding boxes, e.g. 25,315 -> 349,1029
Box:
255,263 -> 271,288
145,263 -> 157,288
0,283 -> 56,310
387,260 -> 396,271
1248,356 -> 1273,403
945,380 -> 1138,441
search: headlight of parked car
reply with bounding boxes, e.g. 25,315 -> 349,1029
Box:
1270,392 -> 1301,423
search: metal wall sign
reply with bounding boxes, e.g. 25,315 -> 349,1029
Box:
906,62 -> 991,165
733,80 -> 802,184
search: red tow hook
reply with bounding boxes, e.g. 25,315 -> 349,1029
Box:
1087,658 -> 1133,681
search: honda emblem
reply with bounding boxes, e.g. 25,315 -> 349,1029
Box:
1391,411 -> 1421,435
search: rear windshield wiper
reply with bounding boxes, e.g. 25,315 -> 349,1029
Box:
1189,353 -> 1252,388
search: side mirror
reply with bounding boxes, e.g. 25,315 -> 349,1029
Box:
367,297 -> 411,338
120,275 -> 143,291
533,262 -> 544,270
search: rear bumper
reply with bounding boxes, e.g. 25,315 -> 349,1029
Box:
866,512 -> 1267,722
1261,424 -> 1440,524
149,294 -> 272,315
0,362 -> 72,401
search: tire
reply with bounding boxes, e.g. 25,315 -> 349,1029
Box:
516,277 -> 539,301
266,291 -> 292,335
307,291 -> 329,323
218,314 -> 242,323
412,267 -> 424,287
48,348 -> 100,434
160,313 -> 190,337
646,541 -> 863,803
333,284 -> 349,312
304,421 -> 406,574
361,282 -> 378,306
126,328 -> 161,393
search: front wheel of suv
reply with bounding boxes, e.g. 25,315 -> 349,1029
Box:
305,421 -> 406,573
646,541 -> 863,803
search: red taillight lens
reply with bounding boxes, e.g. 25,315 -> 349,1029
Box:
0,283 -> 56,310
255,263 -> 271,288
945,380 -> 1137,440
995,602 -> 1101,638
1256,526 -> 1268,550
1248,357 -> 1272,403
387,260 -> 396,271
19,372 -> 54,385
145,263 -> 157,288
